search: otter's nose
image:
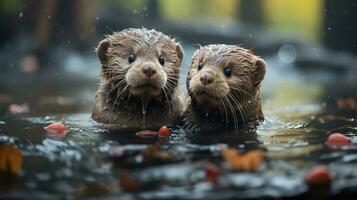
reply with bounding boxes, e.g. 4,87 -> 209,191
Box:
200,73 -> 214,86
142,66 -> 156,78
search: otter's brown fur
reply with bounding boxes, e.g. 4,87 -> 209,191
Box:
92,28 -> 185,129
181,44 -> 267,132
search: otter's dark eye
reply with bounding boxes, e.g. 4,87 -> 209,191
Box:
128,54 -> 136,64
224,67 -> 232,77
198,63 -> 204,70
159,55 -> 165,65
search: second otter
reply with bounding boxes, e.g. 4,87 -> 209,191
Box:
92,28 -> 184,129
181,44 -> 267,132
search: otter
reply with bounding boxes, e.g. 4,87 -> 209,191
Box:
180,44 -> 267,133
92,28 -> 185,130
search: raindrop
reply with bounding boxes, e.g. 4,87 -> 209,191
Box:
327,27 -> 332,31
67,40 -> 71,44
19,12 -> 23,18
205,112 -> 209,120
278,44 -> 297,64
96,16 -> 99,21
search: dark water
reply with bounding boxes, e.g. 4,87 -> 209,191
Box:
1,45 -> 357,199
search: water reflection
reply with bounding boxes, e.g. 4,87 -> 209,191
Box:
0,44 -> 357,199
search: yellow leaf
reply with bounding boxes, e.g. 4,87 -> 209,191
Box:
0,143 -> 23,174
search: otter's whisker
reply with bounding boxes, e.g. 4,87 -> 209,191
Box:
106,78 -> 126,98
227,93 -> 247,127
113,84 -> 130,107
219,98 -> 229,130
223,96 -> 238,132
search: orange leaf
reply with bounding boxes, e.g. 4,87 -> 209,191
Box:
0,143 -> 23,174
337,98 -> 357,110
222,148 -> 263,172
119,170 -> 140,192
141,145 -> 172,160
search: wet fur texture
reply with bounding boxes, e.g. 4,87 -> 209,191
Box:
92,28 -> 185,129
181,44 -> 267,133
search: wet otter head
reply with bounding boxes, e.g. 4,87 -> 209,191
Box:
97,28 -> 183,101
186,44 -> 266,128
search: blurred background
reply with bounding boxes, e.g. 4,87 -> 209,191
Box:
0,0 -> 357,114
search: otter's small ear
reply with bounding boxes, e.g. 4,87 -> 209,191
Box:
176,43 -> 184,65
252,57 -> 267,87
96,38 -> 111,67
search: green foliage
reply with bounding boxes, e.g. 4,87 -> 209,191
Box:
0,0 -> 23,14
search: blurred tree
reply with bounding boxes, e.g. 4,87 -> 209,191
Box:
147,0 -> 159,22
0,0 -> 23,47
239,0 -> 264,25
324,0 -> 357,55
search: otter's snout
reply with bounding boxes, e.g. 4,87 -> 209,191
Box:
142,65 -> 157,78
200,72 -> 214,86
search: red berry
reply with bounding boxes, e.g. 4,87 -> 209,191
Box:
326,133 -> 350,145
158,126 -> 170,137
44,122 -> 68,134
205,164 -> 220,183
305,165 -> 332,185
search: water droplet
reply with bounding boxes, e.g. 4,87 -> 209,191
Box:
96,16 -> 99,21
67,40 -> 71,44
19,12 -> 23,18
278,44 -> 297,64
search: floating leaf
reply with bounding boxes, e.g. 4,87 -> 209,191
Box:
305,165 -> 331,185
135,130 -> 158,137
119,170 -> 140,192
74,182 -> 113,198
0,143 -> 22,174
135,126 -> 171,138
44,122 -> 68,135
222,148 -> 263,172
205,164 -> 220,183
8,103 -> 30,114
337,98 -> 357,110
142,145 -> 172,161
326,133 -> 350,145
